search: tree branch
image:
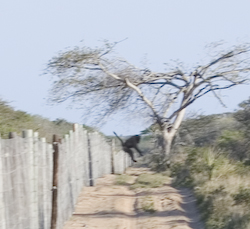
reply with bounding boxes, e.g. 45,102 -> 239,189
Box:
125,78 -> 161,123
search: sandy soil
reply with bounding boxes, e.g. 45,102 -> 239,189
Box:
63,168 -> 204,229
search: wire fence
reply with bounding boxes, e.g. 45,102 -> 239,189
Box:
0,124 -> 131,229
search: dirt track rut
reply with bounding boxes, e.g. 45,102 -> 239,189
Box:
63,168 -> 204,229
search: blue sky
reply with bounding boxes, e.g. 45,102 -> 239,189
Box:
1,0 -> 250,135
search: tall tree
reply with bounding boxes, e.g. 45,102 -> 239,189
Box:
46,42 -> 250,159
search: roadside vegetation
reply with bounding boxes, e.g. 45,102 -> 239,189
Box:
0,98 -> 94,141
171,147 -> 250,229
147,97 -> 250,229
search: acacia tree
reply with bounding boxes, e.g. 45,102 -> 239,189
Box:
46,42 -> 250,158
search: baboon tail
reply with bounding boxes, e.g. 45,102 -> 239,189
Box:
113,132 -> 124,145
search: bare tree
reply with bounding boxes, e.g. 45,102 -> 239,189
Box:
46,42 -> 250,159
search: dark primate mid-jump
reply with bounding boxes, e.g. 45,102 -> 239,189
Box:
113,132 -> 144,162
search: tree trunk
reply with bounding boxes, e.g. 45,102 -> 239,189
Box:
162,129 -> 174,159
161,106 -> 187,159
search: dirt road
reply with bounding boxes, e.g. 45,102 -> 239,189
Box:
63,168 -> 204,229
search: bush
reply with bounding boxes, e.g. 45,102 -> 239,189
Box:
170,146 -> 250,229
148,153 -> 170,172
217,130 -> 247,161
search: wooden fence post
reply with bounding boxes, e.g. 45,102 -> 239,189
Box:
33,132 -> 39,229
23,129 -> 39,229
0,134 -> 6,229
41,137 -> 48,229
111,139 -> 115,174
87,134 -> 93,186
8,132 -> 16,139
50,135 -> 59,229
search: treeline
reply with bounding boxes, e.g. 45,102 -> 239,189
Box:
175,98 -> 250,162
0,98 -> 95,141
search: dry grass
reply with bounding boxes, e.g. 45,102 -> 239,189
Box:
170,147 -> 250,229
140,196 -> 156,213
130,173 -> 169,189
115,174 -> 134,185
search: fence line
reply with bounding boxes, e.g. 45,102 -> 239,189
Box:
0,124 -> 131,229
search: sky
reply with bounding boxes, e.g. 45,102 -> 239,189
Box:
1,0 -> 250,135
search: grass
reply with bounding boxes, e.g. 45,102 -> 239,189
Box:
115,174 -> 134,185
170,146 -> 250,229
141,196 -> 156,213
131,173 -> 169,189
116,172 -> 169,189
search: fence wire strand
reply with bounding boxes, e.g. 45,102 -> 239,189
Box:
0,124 -> 131,229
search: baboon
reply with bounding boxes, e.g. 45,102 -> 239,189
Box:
113,132 -> 144,162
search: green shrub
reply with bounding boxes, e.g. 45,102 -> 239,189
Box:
171,146 -> 250,229
148,153 -> 169,172
217,130 -> 247,161
171,162 -> 193,187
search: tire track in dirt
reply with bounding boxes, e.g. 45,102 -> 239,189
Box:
63,168 -> 204,229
